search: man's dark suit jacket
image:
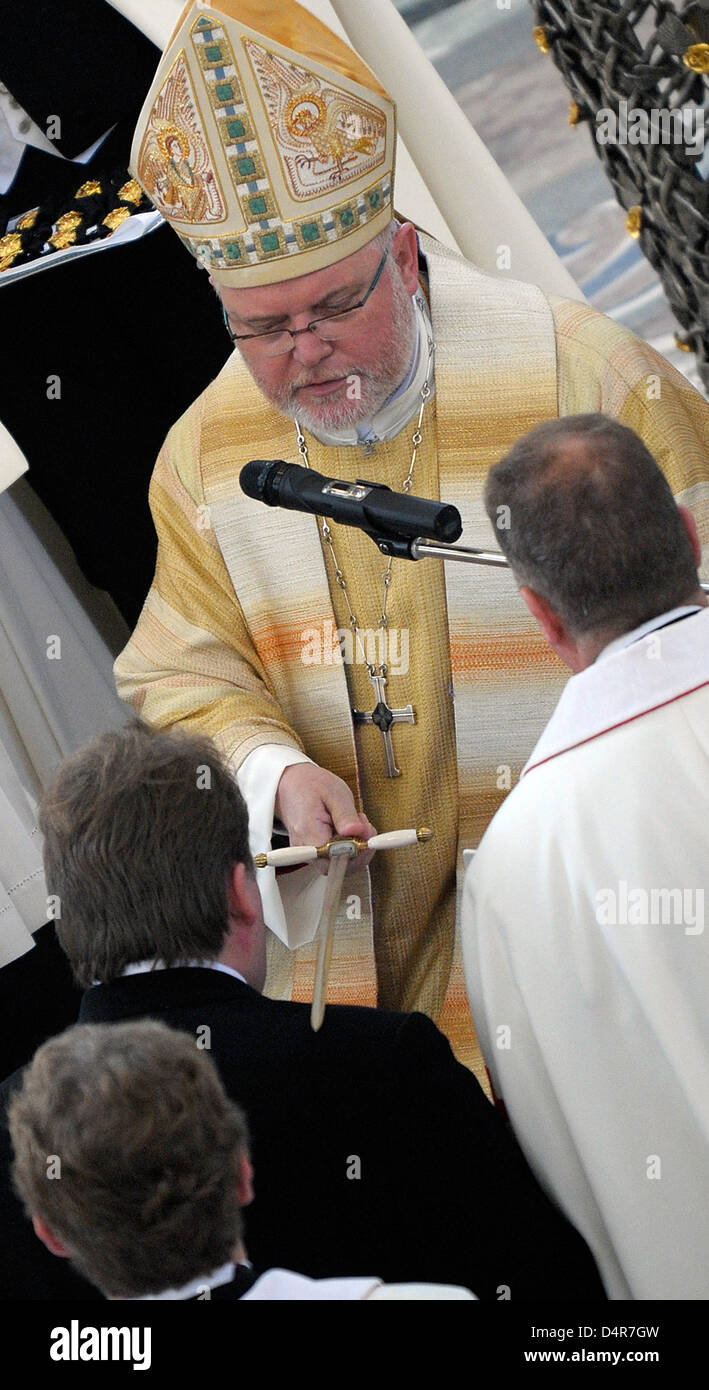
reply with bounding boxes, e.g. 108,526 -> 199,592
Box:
0,967 -> 605,1301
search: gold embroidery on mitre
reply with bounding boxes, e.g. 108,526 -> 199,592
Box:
245,39 -> 386,200
129,3 -> 395,282
136,49 -> 227,224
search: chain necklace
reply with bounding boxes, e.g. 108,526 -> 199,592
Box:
293,336 -> 434,777
294,353 -> 434,672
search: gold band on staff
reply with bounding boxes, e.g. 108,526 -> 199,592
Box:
253,826 -> 432,867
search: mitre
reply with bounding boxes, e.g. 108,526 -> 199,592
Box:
130,0 -> 396,286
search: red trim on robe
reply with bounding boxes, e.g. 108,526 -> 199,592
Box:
524,678 -> 709,776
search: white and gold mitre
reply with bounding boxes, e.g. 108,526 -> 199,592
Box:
130,0 -> 396,286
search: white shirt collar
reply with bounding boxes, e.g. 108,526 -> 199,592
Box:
119,959 -> 248,985
241,1269 -> 384,1301
304,291 -> 435,449
130,1261 -> 241,1301
596,605 -> 704,662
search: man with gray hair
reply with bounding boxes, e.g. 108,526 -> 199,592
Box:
462,413 -> 709,1301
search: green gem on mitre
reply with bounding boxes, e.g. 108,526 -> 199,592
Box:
301,222 -> 322,243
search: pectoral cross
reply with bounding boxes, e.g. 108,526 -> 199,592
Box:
352,670 -> 415,778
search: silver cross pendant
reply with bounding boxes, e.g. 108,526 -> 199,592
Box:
352,671 -> 415,778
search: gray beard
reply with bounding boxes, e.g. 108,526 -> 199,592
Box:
283,372 -> 404,434
243,271 -> 418,436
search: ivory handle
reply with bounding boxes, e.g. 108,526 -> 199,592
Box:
255,844 -> 318,867
367,828 -> 425,851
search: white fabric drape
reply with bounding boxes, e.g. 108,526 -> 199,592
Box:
0,437 -> 129,965
0,416 -> 27,493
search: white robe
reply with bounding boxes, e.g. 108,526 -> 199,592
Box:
462,605 -> 709,1300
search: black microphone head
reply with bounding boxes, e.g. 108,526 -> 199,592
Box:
240,459 -> 280,502
241,459 -> 320,512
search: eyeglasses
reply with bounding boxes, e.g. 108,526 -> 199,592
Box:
221,245 -> 390,357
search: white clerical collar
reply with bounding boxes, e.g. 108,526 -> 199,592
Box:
130,1261 -> 241,1301
119,959 -> 247,985
305,291 -> 435,449
523,605 -> 709,775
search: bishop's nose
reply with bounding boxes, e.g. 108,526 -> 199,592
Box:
290,327 -> 335,366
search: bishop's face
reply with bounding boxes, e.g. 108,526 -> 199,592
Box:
218,222 -> 420,433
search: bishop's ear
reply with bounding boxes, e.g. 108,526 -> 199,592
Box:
392,222 -> 421,296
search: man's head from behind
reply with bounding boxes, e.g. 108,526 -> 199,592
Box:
39,720 -> 266,989
485,413 -> 705,670
9,1019 -> 252,1299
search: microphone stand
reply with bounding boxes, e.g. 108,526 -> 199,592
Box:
363,528 -> 507,565
411,538 -> 508,568
369,530 -> 709,592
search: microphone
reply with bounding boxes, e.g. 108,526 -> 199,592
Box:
240,460 -> 462,543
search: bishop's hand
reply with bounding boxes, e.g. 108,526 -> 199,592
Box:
274,763 -> 376,876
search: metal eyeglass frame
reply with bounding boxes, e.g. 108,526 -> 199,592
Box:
221,244 -> 391,352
